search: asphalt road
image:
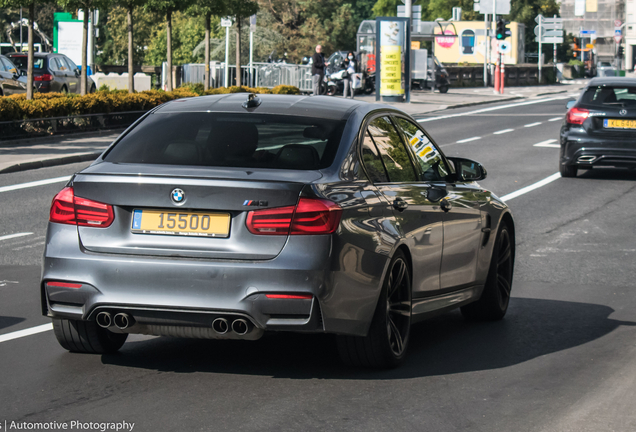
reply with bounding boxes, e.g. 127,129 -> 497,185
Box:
2,94 -> 636,432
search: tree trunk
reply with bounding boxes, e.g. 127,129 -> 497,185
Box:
166,10 -> 173,91
26,3 -> 34,100
127,6 -> 134,93
235,18 -> 241,87
204,13 -> 211,91
81,9 -> 89,95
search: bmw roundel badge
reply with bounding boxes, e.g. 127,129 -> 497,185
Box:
171,188 -> 185,204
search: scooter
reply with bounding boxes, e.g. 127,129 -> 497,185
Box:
326,70 -> 346,96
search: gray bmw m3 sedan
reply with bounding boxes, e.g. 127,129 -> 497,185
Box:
42,93 -> 515,368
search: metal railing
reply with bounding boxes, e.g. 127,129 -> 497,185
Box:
178,62 -> 313,92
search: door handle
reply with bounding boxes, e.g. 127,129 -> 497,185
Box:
440,198 -> 452,212
392,198 -> 408,211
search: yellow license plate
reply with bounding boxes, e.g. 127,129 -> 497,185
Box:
604,119 -> 636,129
131,209 -> 230,237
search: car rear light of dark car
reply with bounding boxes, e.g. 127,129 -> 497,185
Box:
246,198 -> 342,235
50,187 -> 114,228
566,107 -> 589,125
34,74 -> 53,81
46,281 -> 82,289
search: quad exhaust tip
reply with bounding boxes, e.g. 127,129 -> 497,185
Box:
113,313 -> 133,330
212,318 -> 229,334
96,312 -> 112,328
232,319 -> 249,335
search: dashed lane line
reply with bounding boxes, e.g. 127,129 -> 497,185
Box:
534,139 -> 560,148
0,323 -> 53,344
500,173 -> 562,202
493,129 -> 514,135
524,122 -> 542,128
456,137 -> 481,143
549,117 -> 562,122
0,232 -> 33,242
0,176 -> 70,194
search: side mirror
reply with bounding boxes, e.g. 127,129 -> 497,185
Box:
20,70 -> 27,76
75,69 -> 80,77
447,157 -> 487,182
566,100 -> 575,110
13,73 -> 20,80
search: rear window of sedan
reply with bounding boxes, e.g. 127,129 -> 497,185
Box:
104,112 -> 346,170
580,86 -> 636,107
8,55 -> 45,70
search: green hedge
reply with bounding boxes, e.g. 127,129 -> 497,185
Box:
0,85 -> 301,122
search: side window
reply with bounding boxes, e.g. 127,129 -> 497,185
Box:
367,117 -> 417,183
394,117 -> 449,181
64,57 -> 78,72
1,58 -> 16,73
49,58 -> 60,71
0,59 -> 7,72
361,131 -> 389,183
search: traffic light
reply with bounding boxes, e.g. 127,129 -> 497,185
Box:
573,37 -> 579,58
496,18 -> 511,40
618,45 -> 624,59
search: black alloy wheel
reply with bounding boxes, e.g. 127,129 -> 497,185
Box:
337,250 -> 412,368
559,146 -> 577,177
461,223 -> 513,321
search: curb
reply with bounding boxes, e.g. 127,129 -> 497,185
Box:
0,128 -> 124,148
0,152 -> 102,174
410,95 -> 525,117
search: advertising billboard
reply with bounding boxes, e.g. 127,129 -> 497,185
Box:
375,17 -> 410,102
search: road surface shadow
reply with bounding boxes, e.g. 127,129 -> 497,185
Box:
577,168 -> 636,181
0,316 -> 25,331
101,297 -> 636,379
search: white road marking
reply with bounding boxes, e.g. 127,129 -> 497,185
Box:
534,139 -> 560,148
493,128 -> 514,135
0,323 -> 53,344
0,232 -> 33,242
549,117 -> 562,122
456,136 -> 481,143
500,173 -> 562,202
524,122 -> 542,127
417,94 -> 576,123
0,176 -> 70,194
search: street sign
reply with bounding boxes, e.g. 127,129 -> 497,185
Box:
580,30 -> 596,36
534,27 -> 563,38
615,20 -> 622,27
476,0 -> 511,15
536,37 -> 564,44
615,29 -> 623,44
249,14 -> 256,32
221,17 -> 232,27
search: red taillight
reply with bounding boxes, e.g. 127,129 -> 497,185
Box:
49,187 -> 114,228
265,294 -> 313,299
566,107 -> 589,125
34,73 -> 53,82
46,281 -> 82,289
246,198 -> 342,236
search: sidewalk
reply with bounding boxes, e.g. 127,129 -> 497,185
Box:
0,81 -> 586,174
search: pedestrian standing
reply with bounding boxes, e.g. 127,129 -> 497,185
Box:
312,45 -> 327,96
342,52 -> 356,99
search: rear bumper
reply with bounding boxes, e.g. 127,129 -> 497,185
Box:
41,223 -> 387,337
561,131 -> 636,167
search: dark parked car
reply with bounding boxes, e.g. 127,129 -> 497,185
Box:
42,94 -> 515,368
0,54 -> 29,96
560,77 -> 636,177
6,52 -> 95,94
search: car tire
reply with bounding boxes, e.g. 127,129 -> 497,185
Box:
337,250 -> 412,368
560,163 -> 577,178
461,222 -> 513,321
52,318 -> 128,354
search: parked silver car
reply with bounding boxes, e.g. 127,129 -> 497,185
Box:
42,94 -> 515,368
0,54 -> 29,96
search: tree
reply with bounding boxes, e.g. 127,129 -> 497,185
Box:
58,0 -> 110,94
188,0 -> 225,91
226,0 -> 257,87
146,0 -> 193,91
0,0 -> 48,100
114,0 -> 147,92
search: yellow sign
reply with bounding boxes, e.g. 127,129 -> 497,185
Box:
411,41 -> 421,50
586,0 -> 598,12
380,45 -> 403,96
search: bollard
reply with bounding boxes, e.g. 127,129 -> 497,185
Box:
494,60 -> 500,93
500,62 -> 505,94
